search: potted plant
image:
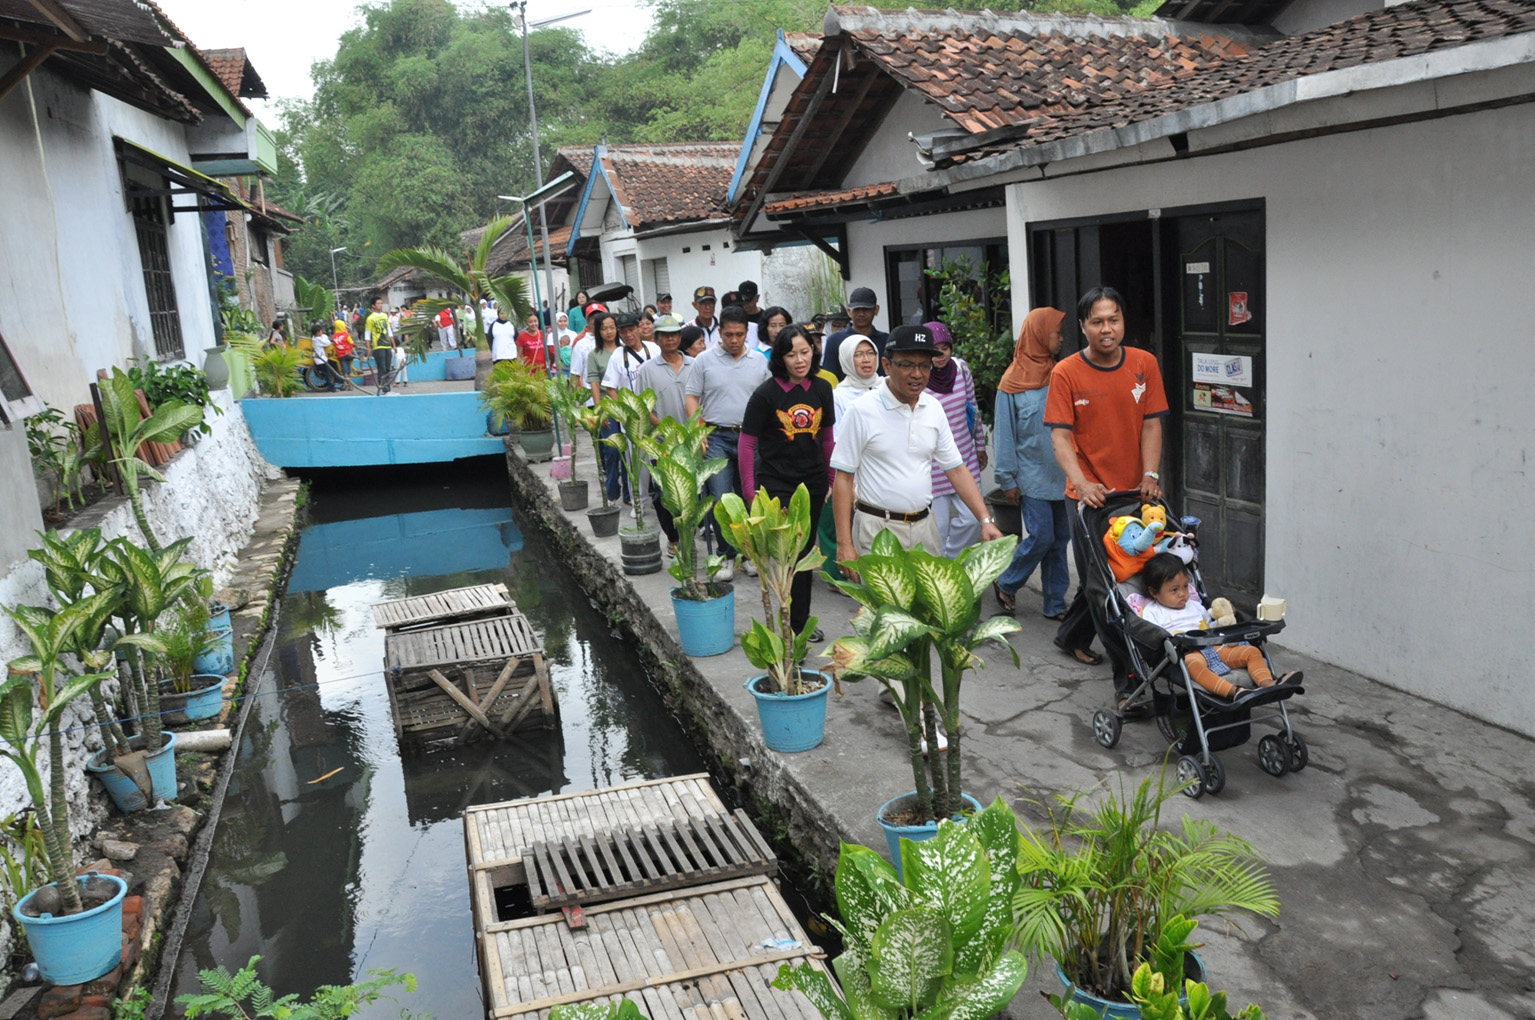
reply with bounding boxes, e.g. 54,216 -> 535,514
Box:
156,592 -> 226,723
715,485 -> 830,752
599,387 -> 663,575
1,591 -> 127,985
97,367 -> 206,551
566,393 -> 621,537
827,531 -> 1020,864
482,361 -> 557,460
640,413 -> 732,655
546,379 -> 592,510
1013,768 -> 1280,1015
772,796 -> 1029,1020
1054,951 -> 1269,1020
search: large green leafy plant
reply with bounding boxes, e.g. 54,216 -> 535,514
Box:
1054,928 -> 1268,1020
640,412 -> 727,601
1013,769 -> 1279,1005
774,797 -> 1029,1020
482,360 -> 554,431
827,532 -> 1020,823
97,367 -> 205,550
178,954 -> 416,1020
715,486 -> 824,696
599,387 -> 658,529
375,214 -> 531,351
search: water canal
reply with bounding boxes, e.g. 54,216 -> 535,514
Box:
166,460 -> 708,1018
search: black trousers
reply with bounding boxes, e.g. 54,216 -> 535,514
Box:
1057,499 -> 1132,696
373,346 -> 395,391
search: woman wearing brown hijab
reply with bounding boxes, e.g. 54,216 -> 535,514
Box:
992,310 -> 1097,654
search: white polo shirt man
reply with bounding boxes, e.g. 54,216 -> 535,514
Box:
831,324 -> 1003,563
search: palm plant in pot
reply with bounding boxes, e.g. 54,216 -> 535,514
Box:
1013,768 -> 1279,1015
599,387 -> 663,575
546,379 -> 592,510
827,531 -> 1020,864
716,485 -> 829,752
639,413 -> 731,655
2,591 -> 127,985
482,360 -> 556,460
155,591 -> 225,724
772,796 -> 1029,1020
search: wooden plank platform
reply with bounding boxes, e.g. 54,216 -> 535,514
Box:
386,613 -> 542,670
371,582 -> 513,631
463,776 -> 829,1020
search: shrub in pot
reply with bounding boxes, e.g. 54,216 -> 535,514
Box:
827,531 -> 1020,829
546,379 -> 593,509
482,361 -> 555,458
561,389 -> 620,535
773,796 -> 1029,1020
600,387 -> 663,574
715,485 -> 830,751
640,412 -> 731,653
1013,768 -> 1279,1012
1055,954 -> 1269,1020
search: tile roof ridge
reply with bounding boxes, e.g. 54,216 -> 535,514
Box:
828,4 -> 1273,43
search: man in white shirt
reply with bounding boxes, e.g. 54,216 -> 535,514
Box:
689,286 -> 722,348
685,305 -> 770,577
486,308 -> 519,364
600,312 -> 661,397
831,324 -> 1003,575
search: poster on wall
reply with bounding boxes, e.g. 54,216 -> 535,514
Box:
1228,291 -> 1252,326
1191,352 -> 1255,416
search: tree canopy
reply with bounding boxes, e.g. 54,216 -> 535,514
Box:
271,0 -> 1151,288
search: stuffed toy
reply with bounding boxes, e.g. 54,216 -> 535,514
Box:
1208,597 -> 1236,627
1112,504 -> 1166,556
1107,505 -> 1195,581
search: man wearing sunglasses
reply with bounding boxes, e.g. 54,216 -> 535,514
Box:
830,324 -> 1002,580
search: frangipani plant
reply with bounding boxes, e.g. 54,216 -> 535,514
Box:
599,387 -> 658,528
828,531 -> 1021,823
773,796 -> 1029,1020
639,412 -> 727,601
714,485 -> 824,696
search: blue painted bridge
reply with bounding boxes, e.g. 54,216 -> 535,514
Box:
241,390 -> 504,468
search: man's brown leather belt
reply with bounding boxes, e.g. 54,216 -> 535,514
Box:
855,501 -> 930,523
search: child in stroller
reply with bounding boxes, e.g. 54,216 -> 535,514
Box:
1137,553 -> 1301,700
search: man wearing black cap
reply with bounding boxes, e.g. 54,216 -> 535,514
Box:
830,324 -> 1002,575
737,280 -> 764,327
656,292 -> 674,317
822,286 -> 887,382
690,286 -> 721,347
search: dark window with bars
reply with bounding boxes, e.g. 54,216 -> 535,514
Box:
131,196 -> 184,360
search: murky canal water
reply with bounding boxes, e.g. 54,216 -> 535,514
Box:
167,461 -> 706,1017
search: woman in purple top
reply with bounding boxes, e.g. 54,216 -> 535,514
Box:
924,321 -> 988,559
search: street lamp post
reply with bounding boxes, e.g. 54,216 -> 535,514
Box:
329,246 -> 347,311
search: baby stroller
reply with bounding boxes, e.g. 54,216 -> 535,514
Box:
1078,491 -> 1308,798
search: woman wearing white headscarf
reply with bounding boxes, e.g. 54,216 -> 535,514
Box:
832,336 -> 881,441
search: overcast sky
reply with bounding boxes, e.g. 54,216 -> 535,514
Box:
154,0 -> 654,121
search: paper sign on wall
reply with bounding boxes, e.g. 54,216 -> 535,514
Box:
1229,291 -> 1252,325
1185,262 -> 1210,274
1191,353 -> 1253,388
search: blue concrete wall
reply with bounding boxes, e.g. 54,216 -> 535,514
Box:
287,507 -> 522,592
406,349 -> 479,382
240,391 -> 505,467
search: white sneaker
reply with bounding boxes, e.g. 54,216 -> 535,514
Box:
716,560 -> 735,582
741,558 -> 757,577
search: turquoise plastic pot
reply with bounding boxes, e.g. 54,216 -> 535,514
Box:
876,791 -> 984,881
194,626 -> 234,676
746,672 -> 831,753
161,675 -> 225,722
13,873 -> 126,985
1054,953 -> 1206,1018
208,604 -> 231,632
671,586 -> 735,656
86,731 -> 178,813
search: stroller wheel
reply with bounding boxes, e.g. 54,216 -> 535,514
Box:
1257,734 -> 1294,777
1202,754 -> 1226,795
1092,709 -> 1122,749
1175,755 -> 1207,798
1284,732 -> 1309,772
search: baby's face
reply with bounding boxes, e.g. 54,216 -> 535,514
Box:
1155,573 -> 1192,610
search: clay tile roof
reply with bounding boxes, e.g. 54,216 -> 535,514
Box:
485,222 -> 575,276
602,142 -> 741,230
784,32 -> 822,63
202,47 -> 267,99
763,181 -> 900,215
959,0 -> 1535,162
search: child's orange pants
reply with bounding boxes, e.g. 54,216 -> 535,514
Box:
1182,645 -> 1272,698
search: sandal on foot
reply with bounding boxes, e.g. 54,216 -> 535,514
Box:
1054,639 -> 1103,666
1043,611 -> 1067,621
992,582 -> 1016,613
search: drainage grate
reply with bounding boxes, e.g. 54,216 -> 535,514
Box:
524,809 -> 777,911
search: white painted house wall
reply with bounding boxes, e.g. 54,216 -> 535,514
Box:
1004,102 -> 1535,735
0,66 -> 219,415
841,90 -> 951,190
624,226 -> 764,308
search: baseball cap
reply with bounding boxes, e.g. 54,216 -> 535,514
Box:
653,314 -> 685,333
693,286 -> 716,302
615,311 -> 640,329
885,323 -> 942,355
847,286 -> 878,309
721,290 -> 743,307
737,280 -> 759,298
657,292 -> 672,302
586,302 -> 607,315
798,321 -> 824,338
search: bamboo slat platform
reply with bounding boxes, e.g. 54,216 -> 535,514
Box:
464,776 -> 830,1020
380,602 -> 555,744
371,583 -> 513,631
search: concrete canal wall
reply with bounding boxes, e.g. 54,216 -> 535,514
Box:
0,391 -> 273,842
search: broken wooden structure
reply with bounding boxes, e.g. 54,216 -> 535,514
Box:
373,584 -> 556,745
463,774 -> 830,1020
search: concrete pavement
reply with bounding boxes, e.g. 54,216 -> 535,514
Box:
503,435 -> 1535,1020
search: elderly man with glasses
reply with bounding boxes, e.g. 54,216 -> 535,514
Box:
830,324 -> 1002,578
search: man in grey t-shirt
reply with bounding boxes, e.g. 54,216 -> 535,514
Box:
684,305 -> 769,573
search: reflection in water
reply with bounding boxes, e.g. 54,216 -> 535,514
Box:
170,464 -> 706,1018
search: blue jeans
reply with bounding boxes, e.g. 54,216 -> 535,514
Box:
997,496 -> 1071,616
599,419 -> 629,502
704,429 -> 741,553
